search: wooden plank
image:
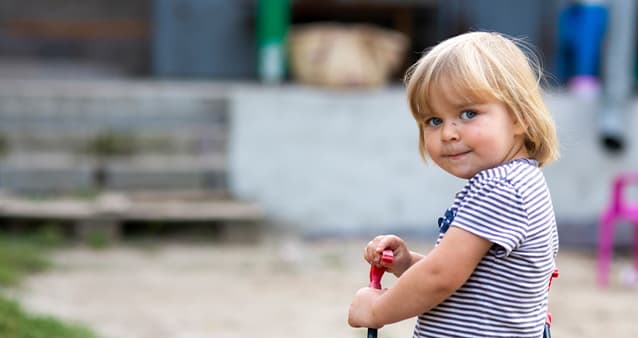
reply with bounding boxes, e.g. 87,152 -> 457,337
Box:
125,200 -> 264,222
0,154 -> 225,169
5,19 -> 149,39
0,197 -> 95,219
0,153 -> 228,193
0,191 -> 264,243
0,193 -> 264,223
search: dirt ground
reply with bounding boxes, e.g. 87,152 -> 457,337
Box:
6,236 -> 638,338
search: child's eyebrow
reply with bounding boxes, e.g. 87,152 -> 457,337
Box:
453,99 -> 488,112
419,111 -> 435,120
455,104 -> 477,111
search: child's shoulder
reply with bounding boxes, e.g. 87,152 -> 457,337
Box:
471,158 -> 541,188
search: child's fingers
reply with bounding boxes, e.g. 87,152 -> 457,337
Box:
364,237 -> 386,265
375,235 -> 402,253
369,236 -> 395,266
364,239 -> 379,265
364,235 -> 404,266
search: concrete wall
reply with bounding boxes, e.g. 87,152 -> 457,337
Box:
229,84 -> 638,237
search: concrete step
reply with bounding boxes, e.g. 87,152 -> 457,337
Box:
0,79 -> 233,193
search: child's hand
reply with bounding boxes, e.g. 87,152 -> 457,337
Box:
347,286 -> 385,328
364,235 -> 412,277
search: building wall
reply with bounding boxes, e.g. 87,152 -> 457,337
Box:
0,0 -> 150,75
229,84 -> 638,237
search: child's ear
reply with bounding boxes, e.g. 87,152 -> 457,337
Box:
512,114 -> 528,136
514,121 -> 527,136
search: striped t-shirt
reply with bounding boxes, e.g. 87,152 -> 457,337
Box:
414,158 -> 559,338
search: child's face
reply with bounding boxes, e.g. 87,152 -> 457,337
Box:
422,83 -> 528,179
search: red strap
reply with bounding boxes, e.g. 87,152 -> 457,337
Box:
545,269 -> 559,326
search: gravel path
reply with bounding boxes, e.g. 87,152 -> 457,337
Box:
7,238 -> 638,338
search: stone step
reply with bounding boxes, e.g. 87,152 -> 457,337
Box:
0,79 -> 232,193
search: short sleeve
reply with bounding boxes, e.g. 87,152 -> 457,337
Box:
451,179 -> 528,257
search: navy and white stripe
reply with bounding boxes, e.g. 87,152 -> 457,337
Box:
414,158 -> 559,338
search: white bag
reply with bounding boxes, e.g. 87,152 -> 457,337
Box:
288,23 -> 409,88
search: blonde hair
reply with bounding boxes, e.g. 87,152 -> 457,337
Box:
405,31 -> 559,167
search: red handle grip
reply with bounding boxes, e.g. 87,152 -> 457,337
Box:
369,249 -> 394,289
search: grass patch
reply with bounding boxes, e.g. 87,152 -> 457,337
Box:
0,297 -> 97,338
0,236 -> 51,287
0,227 -> 98,338
86,230 -> 110,250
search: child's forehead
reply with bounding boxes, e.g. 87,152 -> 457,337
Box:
426,79 -> 486,110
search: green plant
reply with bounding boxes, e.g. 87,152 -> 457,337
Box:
87,230 -> 110,250
0,237 -> 49,287
33,223 -> 65,248
86,131 -> 137,158
0,133 -> 9,157
85,130 -> 137,189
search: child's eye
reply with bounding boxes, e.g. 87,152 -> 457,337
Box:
425,117 -> 443,127
460,111 -> 477,120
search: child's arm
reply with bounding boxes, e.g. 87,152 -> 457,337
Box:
348,227 -> 491,328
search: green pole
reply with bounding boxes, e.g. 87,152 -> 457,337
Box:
257,0 -> 290,84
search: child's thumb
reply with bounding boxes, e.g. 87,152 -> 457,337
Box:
377,235 -> 400,251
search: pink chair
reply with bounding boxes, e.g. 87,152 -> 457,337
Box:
597,172 -> 638,287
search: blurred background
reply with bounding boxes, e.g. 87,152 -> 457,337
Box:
0,0 -> 637,338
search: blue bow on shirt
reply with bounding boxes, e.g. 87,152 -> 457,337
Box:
437,208 -> 457,234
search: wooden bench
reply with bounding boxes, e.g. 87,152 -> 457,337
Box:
0,80 -> 264,241
0,191 -> 264,242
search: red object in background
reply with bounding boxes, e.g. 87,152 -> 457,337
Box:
597,172 -> 638,287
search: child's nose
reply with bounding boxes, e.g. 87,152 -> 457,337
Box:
441,121 -> 460,141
